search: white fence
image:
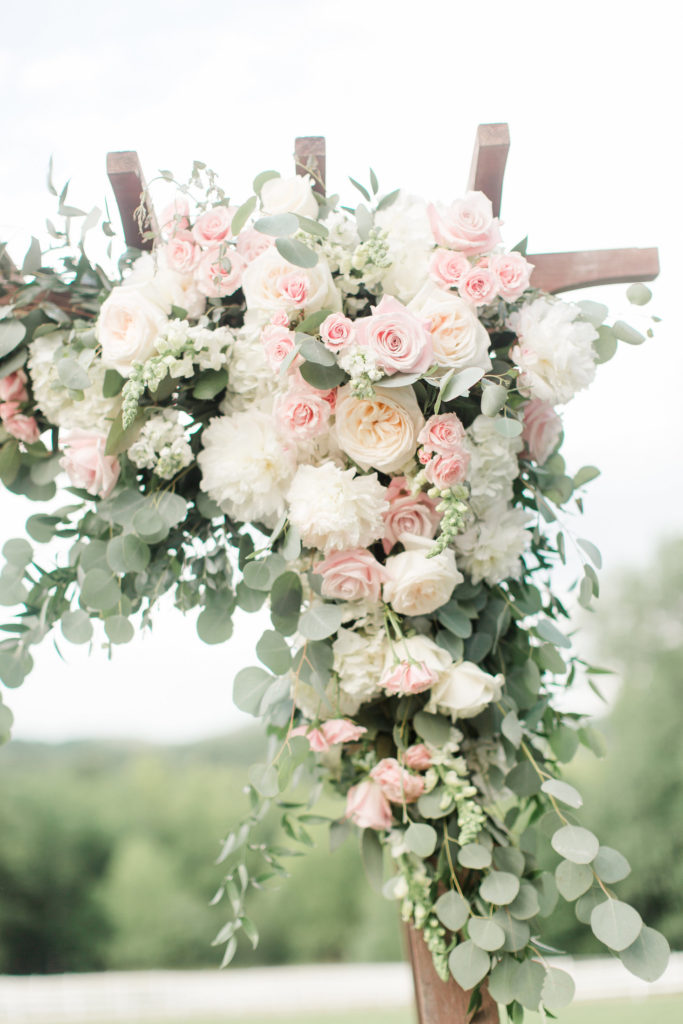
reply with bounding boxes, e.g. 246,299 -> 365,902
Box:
0,956 -> 682,1023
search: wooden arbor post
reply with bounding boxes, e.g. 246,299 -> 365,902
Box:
104,129 -> 659,1024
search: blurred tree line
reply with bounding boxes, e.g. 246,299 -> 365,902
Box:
0,539 -> 681,973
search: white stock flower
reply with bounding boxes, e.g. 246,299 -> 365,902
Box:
425,661 -> 504,720
455,501 -> 532,585
383,533 -> 463,616
375,193 -> 433,304
128,409 -> 193,480
409,282 -> 491,373
198,407 -> 297,526
28,335 -> 121,430
334,385 -> 424,475
260,175 -> 319,218
465,414 -> 522,517
286,462 -> 388,553
508,296 -> 598,404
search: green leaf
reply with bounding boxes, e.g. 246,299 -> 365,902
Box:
275,237 -> 318,268
56,357 -> 91,391
593,846 -> 631,884
591,898 -> 642,951
613,320 -> 645,345
551,825 -> 599,864
573,465 -> 600,488
413,710 -> 451,746
513,959 -> 546,1011
297,334 -> 337,366
193,368 -> 228,400
440,367 -> 484,402
575,888 -> 605,924
298,360 -> 347,389
493,847 -> 525,876
105,615 -> 135,645
448,941 -> 490,990
360,828 -> 384,892
434,890 -> 469,931
481,383 -> 507,417
468,918 -> 505,951
296,215 -> 328,239
578,299 -> 608,326
369,168 -> 379,195
233,666 -> 274,716
492,911 -> 530,953
417,787 -> 453,820
619,926 -> 670,982
488,956 -> 522,1004
60,609 -> 93,645
235,581 -> 268,613
256,630 -> 292,675
437,603 -> 472,638
555,860 -> 594,901
509,881 -> 540,920
131,506 -> 167,541
534,618 -> 571,648
243,554 -> 287,591
405,822 -> 437,857
0,319 -> 27,360
269,571 -> 302,635
549,725 -> 580,762
501,711 -> 522,747
376,371 -> 424,389
349,176 -> 371,202
0,441 -> 21,487
506,761 -> 541,797
253,170 -> 280,194
297,309 -> 333,334
298,602 -> 346,642
541,966 -> 576,1011
2,538 -> 33,566
197,594 -> 234,645
105,410 -> 147,457
457,843 -> 492,870
230,195 -> 257,236
376,189 -> 400,212
0,645 -> 33,688
534,872 -> 559,917
626,283 -> 652,306
494,416 -> 523,438
21,236 -> 41,276
594,325 -> 618,363
254,213 -> 300,236
102,369 -> 125,398
355,203 -> 373,242
248,763 -> 280,798
106,534 -> 151,574
541,778 -> 582,808
80,569 -> 121,611
578,537 -> 602,569
578,724 -> 607,758
480,871 -> 520,906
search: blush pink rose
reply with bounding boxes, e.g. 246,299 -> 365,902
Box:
162,231 -> 200,274
381,660 -> 436,695
382,477 -> 440,554
404,744 -> 433,771
490,252 -> 533,302
314,548 -> 388,603
0,370 -> 29,404
459,264 -> 498,307
356,295 -> 433,376
427,192 -> 502,255
320,312 -> 356,353
277,271 -> 309,307
424,451 -> 470,488
522,399 -> 562,465
345,779 -> 394,830
236,228 -> 275,263
370,757 -> 424,804
418,413 -> 466,457
429,249 -> 471,288
270,310 -> 291,327
192,205 -> 236,247
160,196 -> 190,236
321,719 -> 367,746
275,386 -> 332,439
195,247 -> 246,298
60,432 -> 120,498
261,326 -> 300,372
1,408 -> 40,444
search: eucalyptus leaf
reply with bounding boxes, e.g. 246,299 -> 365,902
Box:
248,763 -> 280,798
413,710 -> 451,746
106,534 -> 151,574
551,825 -> 599,864
275,237 -> 318,268
593,846 -> 631,884
494,417 -> 523,438
440,367 -> 484,402
230,195 -> 257,235
448,941 -> 490,990
298,360 -> 347,389
60,609 -> 93,645
57,357 -> 91,391
468,918 -> 505,951
541,778 -> 582,808
590,898 -> 642,951
493,847 -> 525,876
458,843 -> 492,870
480,871 -> 520,906
197,595 -> 234,645
253,170 -> 280,193
298,602 -> 345,641
555,860 -> 594,901
104,615 -> 135,645
434,890 -> 470,931
613,320 -> 645,345
541,966 -> 576,1012
0,320 -> 26,360
2,539 -> 33,566
513,959 -> 545,1010
405,822 -> 437,858
534,618 -> 571,648
626,283 -> 652,306
254,213 -> 300,236
80,569 -> 121,611
488,956 -> 522,1004
233,666 -> 274,716
360,828 -> 384,893
492,910 -> 531,953
619,926 -> 670,982
256,630 -> 292,675
481,383 -> 507,416
509,881 -> 540,920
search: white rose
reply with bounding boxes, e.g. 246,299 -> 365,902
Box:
242,246 -> 341,321
97,286 -> 168,376
334,385 -> 425,475
287,461 -> 388,553
383,632 -> 452,677
260,174 -> 319,218
123,253 -> 206,320
425,661 -> 504,719
409,281 -> 491,373
383,534 -> 463,616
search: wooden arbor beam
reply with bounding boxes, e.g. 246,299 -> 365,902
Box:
295,136 -> 326,195
106,151 -> 157,251
527,247 -> 660,294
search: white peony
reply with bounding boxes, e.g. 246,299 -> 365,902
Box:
425,661 -> 504,720
242,246 -> 341,321
286,461 -> 388,553
508,296 -> 598,404
465,414 -> 522,518
375,192 -> 433,304
455,501 -> 532,586
198,407 -> 297,526
28,335 -> 121,430
334,385 -> 425,475
409,281 -> 491,373
260,174 -> 319,218
383,533 -> 463,616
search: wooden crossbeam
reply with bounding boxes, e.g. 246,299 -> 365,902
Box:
406,925 -> 499,1023
295,136 -> 326,196
106,151 -> 157,251
527,247 -> 660,294
467,123 -> 510,218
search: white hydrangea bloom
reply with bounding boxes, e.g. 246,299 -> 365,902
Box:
465,414 -> 523,518
128,409 -> 193,480
28,334 -> 121,430
286,461 -> 388,553
508,296 -> 598,404
375,192 -> 433,304
333,625 -> 389,710
454,501 -> 532,585
220,325 -> 271,413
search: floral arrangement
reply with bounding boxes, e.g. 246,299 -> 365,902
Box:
0,157 -> 669,1019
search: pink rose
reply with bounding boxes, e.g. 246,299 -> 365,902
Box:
236,228 -> 275,263
370,757 -> 424,804
275,386 -> 332,439
382,479 -> 440,555
429,249 -> 471,288
195,247 -> 246,298
314,548 -> 388,603
162,231 -> 200,274
270,310 -> 291,327
60,432 -> 120,498
522,399 -> 562,465
490,252 -> 533,302
0,370 -> 29,404
459,264 -> 498,307
192,205 -> 236,247
277,271 -> 309,307
345,779 -> 393,830
320,313 -> 356,353
1,408 -> 40,444
418,413 -> 466,457
261,326 -> 300,372
404,744 -> 433,771
424,451 -> 469,488
160,196 -> 190,236
381,660 -> 435,695
321,719 -> 367,746
357,295 -> 433,376
427,192 -> 502,255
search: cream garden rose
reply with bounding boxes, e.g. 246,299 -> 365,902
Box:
97,286 -> 168,376
242,246 -> 341,320
334,385 -> 425,474
383,533 -> 463,616
409,282 -> 491,373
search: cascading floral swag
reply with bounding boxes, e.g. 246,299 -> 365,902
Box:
0,157 -> 669,1018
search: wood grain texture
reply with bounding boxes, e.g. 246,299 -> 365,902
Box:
295,136 -> 326,196
467,124 -> 510,217
406,924 -> 500,1024
527,247 -> 660,293
106,151 -> 157,251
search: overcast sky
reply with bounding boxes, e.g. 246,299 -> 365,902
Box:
0,0 -> 680,742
